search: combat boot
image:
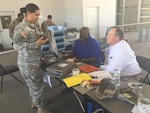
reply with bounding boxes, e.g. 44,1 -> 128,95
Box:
37,108 -> 53,113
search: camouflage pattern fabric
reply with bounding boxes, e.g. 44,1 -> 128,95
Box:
9,19 -> 22,39
13,20 -> 44,108
41,20 -> 55,33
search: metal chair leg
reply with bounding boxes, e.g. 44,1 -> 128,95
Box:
73,90 -> 85,112
9,73 -> 24,85
147,76 -> 150,85
143,72 -> 150,85
1,76 -> 3,93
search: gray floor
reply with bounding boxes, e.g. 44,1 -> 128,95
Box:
0,32 -> 150,113
0,72 -> 84,113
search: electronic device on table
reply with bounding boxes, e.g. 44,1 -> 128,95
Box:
41,26 -> 76,78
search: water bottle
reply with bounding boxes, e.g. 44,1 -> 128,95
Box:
113,69 -> 120,86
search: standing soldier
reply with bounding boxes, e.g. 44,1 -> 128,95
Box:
9,13 -> 24,39
41,15 -> 55,33
13,3 -> 52,113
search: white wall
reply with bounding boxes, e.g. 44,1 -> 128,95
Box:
0,0 -> 65,48
0,0 -> 116,48
83,0 -> 116,27
64,0 -> 116,29
83,0 -> 116,38
64,0 -> 83,29
0,0 -> 65,25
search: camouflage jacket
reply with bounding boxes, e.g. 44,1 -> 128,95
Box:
13,20 -> 42,63
41,20 -> 55,33
9,19 -> 22,39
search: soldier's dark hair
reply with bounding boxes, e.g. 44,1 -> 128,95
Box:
20,7 -> 26,13
110,26 -> 124,40
20,3 -> 39,14
47,15 -> 52,19
17,13 -> 24,17
80,27 -> 90,34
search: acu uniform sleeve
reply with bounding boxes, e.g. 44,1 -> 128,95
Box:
13,26 -> 38,51
9,21 -> 15,38
41,22 -> 46,33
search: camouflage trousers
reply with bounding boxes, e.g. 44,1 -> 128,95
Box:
18,62 -> 44,108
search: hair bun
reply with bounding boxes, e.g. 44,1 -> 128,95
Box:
20,7 -> 26,13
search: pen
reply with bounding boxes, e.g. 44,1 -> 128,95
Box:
91,76 -> 98,79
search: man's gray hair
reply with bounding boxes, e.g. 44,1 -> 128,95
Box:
110,26 -> 124,40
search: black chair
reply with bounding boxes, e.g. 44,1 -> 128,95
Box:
136,55 -> 150,85
0,64 -> 24,93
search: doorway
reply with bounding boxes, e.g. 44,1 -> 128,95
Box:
86,7 -> 99,40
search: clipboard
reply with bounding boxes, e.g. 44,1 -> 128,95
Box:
63,73 -> 92,88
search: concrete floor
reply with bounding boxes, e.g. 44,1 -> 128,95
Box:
0,32 -> 150,113
0,72 -> 84,113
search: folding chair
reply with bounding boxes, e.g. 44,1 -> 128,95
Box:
0,64 -> 24,93
136,56 -> 150,85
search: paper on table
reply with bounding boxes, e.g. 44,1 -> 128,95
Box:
63,73 -> 92,88
48,57 -> 57,62
43,72 -> 52,88
88,70 -> 112,81
57,63 -> 68,67
65,58 -> 75,62
132,105 -> 142,113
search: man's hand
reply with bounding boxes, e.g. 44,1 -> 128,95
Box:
74,58 -> 83,62
61,53 -> 75,60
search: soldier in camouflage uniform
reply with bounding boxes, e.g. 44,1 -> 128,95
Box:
9,13 -> 24,39
41,15 -> 55,33
13,3 -> 52,113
